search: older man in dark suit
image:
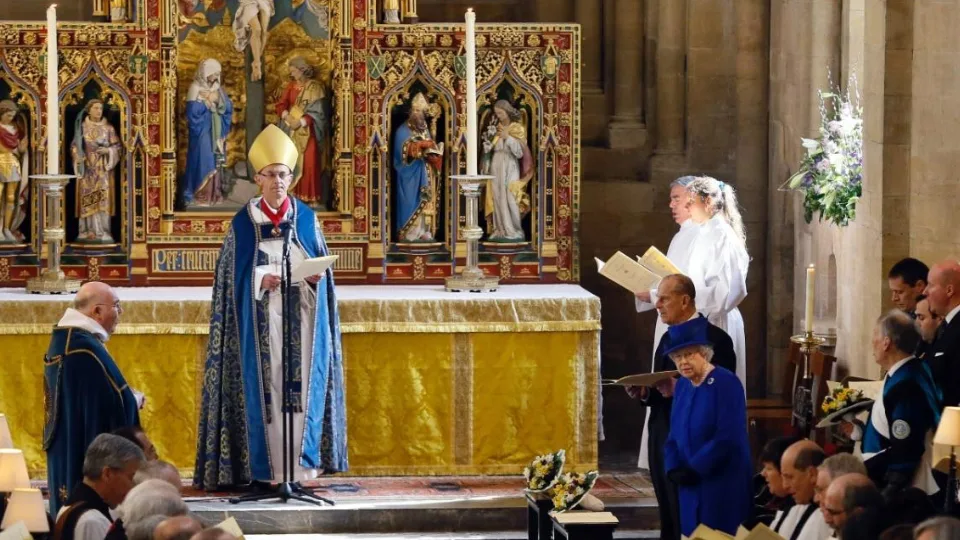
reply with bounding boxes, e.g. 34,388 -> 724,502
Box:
924,260 -> 960,407
628,273 -> 736,540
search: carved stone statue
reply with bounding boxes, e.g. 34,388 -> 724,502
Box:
275,57 -> 330,209
392,93 -> 442,242
481,100 -> 533,242
110,0 -> 127,22
184,59 -> 233,207
233,0 -> 274,81
0,100 -> 28,243
383,0 -> 400,23
71,99 -> 121,244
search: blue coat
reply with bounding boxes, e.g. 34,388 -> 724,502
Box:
43,327 -> 139,516
664,366 -> 752,535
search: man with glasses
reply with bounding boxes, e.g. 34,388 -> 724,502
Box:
194,125 -> 347,491
44,281 -> 143,516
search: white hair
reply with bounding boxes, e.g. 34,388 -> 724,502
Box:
118,479 -> 187,540
82,434 -> 144,479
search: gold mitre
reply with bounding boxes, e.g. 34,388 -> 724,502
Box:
248,124 -> 299,173
411,93 -> 429,112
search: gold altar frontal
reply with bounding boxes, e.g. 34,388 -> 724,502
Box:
0,285 -> 600,478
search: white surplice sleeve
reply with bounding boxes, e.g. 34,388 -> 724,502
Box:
690,227 -> 748,317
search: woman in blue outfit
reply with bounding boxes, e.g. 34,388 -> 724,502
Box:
663,316 -> 752,535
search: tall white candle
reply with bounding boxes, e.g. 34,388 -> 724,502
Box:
46,4 -> 59,175
465,8 -> 478,176
805,264 -> 815,333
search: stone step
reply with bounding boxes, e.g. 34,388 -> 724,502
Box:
188,494 -> 660,535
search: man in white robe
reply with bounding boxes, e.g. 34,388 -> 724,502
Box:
774,440 -> 833,540
635,176 -> 699,470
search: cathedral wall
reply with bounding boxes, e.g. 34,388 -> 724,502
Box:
0,0 -> 92,21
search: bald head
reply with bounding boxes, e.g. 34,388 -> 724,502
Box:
823,473 -> 881,533
189,529 -> 236,540
153,515 -> 203,540
72,281 -> 122,335
780,440 -> 824,504
925,259 -> 960,317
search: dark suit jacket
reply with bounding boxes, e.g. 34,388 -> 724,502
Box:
929,314 -> 960,407
643,313 -> 738,423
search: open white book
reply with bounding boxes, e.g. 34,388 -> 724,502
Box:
595,246 -> 680,294
215,517 -> 245,539
735,523 -> 785,540
602,370 -> 678,387
637,246 -> 682,278
292,255 -> 339,282
0,523 -> 32,540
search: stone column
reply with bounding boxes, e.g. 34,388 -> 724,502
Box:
654,0 -> 685,154
576,0 -> 602,94
607,0 -> 647,149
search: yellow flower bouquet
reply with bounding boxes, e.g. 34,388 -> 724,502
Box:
550,471 -> 601,513
523,449 -> 566,493
821,387 -> 865,414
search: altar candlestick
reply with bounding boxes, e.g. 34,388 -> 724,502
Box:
805,264 -> 815,334
46,4 -> 59,175
465,8 -> 478,176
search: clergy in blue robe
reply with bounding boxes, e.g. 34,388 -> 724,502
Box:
860,310 -> 942,497
194,125 -> 347,490
183,58 -> 233,206
392,93 -> 441,242
44,282 -> 140,516
663,317 -> 752,536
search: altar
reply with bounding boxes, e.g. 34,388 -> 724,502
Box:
0,284 -> 600,479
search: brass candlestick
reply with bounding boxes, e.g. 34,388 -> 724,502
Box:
790,330 -> 826,434
445,174 -> 499,293
27,174 -> 81,294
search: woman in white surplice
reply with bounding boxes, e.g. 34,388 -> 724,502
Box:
683,176 -> 750,385
635,175 -> 700,469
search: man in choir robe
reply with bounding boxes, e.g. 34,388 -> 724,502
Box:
194,124 -> 347,490
628,274 -> 736,540
55,434 -> 144,540
888,258 -> 929,318
924,259 -> 960,407
775,440 -> 833,539
635,176 -> 699,472
44,281 -> 142,516
856,311 -> 941,497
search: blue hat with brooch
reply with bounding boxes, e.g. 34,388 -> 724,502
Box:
663,316 -> 713,357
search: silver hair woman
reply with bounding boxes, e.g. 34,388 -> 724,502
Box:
680,176 -> 750,386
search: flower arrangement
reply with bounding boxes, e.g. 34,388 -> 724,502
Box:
786,74 -> 863,227
550,471 -> 600,513
523,449 -> 566,492
821,387 -> 866,414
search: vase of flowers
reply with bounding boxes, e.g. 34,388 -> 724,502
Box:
785,74 -> 863,227
523,449 -> 566,493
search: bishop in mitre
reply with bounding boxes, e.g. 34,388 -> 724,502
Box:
194,125 -> 347,490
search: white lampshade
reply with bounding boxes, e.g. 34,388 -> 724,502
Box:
0,449 -> 30,491
1,488 -> 50,532
935,407 -> 960,447
0,414 -> 12,448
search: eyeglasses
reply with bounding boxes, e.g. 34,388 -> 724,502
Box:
260,171 -> 293,182
823,506 -> 845,517
96,301 -> 122,312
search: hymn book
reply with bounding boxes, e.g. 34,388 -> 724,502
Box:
735,524 -> 785,540
291,255 -> 339,282
636,246 -> 682,278
602,370 -> 678,387
214,517 -> 245,539
683,524 -> 734,540
595,252 -> 661,294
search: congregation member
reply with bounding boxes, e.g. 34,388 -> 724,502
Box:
635,175 -> 700,476
629,273 -> 736,539
854,311 -> 941,497
45,282 -> 144,515
924,259 -> 960,407
663,317 -> 751,536
133,460 -> 181,489
914,516 -> 960,539
112,426 -> 158,462
888,258 -> 929,317
751,436 -> 801,528
54,434 -> 144,540
815,453 -> 868,523
195,125 -> 348,490
153,516 -> 203,540
682,176 -> 749,385
914,295 -> 942,362
112,479 -> 187,540
822,473 -> 884,539
774,440 -> 832,539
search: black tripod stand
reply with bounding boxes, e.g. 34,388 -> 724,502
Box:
230,226 -> 333,507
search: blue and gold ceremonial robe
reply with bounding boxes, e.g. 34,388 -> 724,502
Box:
194,197 -> 347,490
44,324 -> 139,516
862,356 -> 941,494
664,366 -> 752,536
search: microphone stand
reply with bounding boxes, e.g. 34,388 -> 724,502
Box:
230,224 -> 333,507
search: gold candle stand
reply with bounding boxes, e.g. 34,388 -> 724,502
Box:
445,175 -> 499,293
789,330 -> 826,434
27,174 -> 81,294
